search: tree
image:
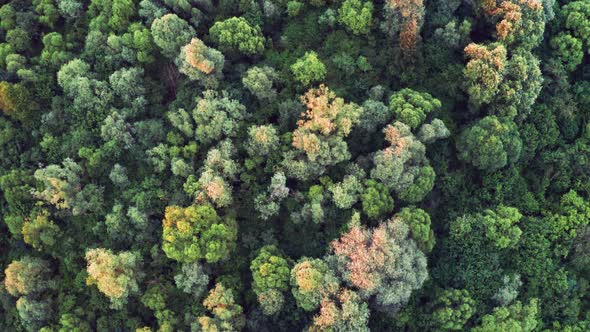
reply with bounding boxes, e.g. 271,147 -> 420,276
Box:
243,66 -> 279,100
285,85 -> 362,180
338,0 -> 373,35
493,274 -> 523,306
561,1 -> 590,47
151,14 -> 195,58
16,297 -> 53,331
482,0 -> 545,50
545,190 -> 590,242
463,43 -> 507,108
370,121 -> 435,203
395,206 -> 435,253
0,82 -> 31,122
361,179 -> 394,220
88,0 -> 136,33
40,32 -> 72,68
209,17 -> 265,56
326,217 -> 428,312
357,99 -> 390,134
290,258 -> 339,312
432,289 -> 476,331
85,248 -> 142,308
492,49 -> 543,118
381,0 -> 425,53
291,52 -> 327,86
22,210 -> 61,251
310,288 -> 370,331
174,262 -> 209,297
188,140 -> 240,207
389,88 -> 441,130
418,119 -> 450,144
0,4 -> 16,30
191,90 -> 247,145
198,283 -> 245,331
33,158 -> 82,211
550,33 -> 583,72
470,299 -> 539,332
451,206 -> 523,250
161,204 -> 237,263
33,0 -> 59,28
456,116 -> 522,171
254,172 -> 290,220
4,257 -> 53,297
246,125 -> 279,157
176,37 -> 225,88
6,28 -> 31,53
250,245 -> 291,315
329,175 -> 363,209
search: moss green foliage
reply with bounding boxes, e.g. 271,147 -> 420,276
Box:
337,0 -> 373,35
250,245 -> 291,315
0,0 -> 589,330
457,116 -> 522,171
432,289 -> 476,331
361,179 -> 394,220
389,88 -> 442,129
396,206 -> 435,253
162,204 -> 238,263
290,51 -> 327,86
209,17 -> 265,56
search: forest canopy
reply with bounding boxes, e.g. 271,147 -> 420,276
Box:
1,0 -> 590,331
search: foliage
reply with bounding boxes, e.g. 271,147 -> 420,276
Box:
337,0 -> 373,35
389,88 -> 441,129
291,51 -> 327,86
432,289 -> 476,331
161,204 -> 237,263
326,217 -> 428,312
209,17 -> 265,56
457,116 -> 522,171
85,248 -> 141,308
0,0 -> 588,330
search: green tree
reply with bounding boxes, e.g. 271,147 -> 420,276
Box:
209,17 -> 265,56
162,204 -> 237,263
291,51 -> 327,86
389,88 -> 441,130
432,289 -> 476,331
40,32 -> 72,68
396,206 -> 435,253
33,0 -> 59,28
22,210 -> 61,251
361,179 -> 394,220
191,90 -> 247,145
151,14 -> 195,58
470,299 -> 540,332
329,175 -> 363,209
243,66 -> 279,100
250,245 -> 291,315
174,262 -> 209,297
451,206 -> 523,250
338,0 -> 373,35
550,33 -> 583,72
456,116 -> 522,171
